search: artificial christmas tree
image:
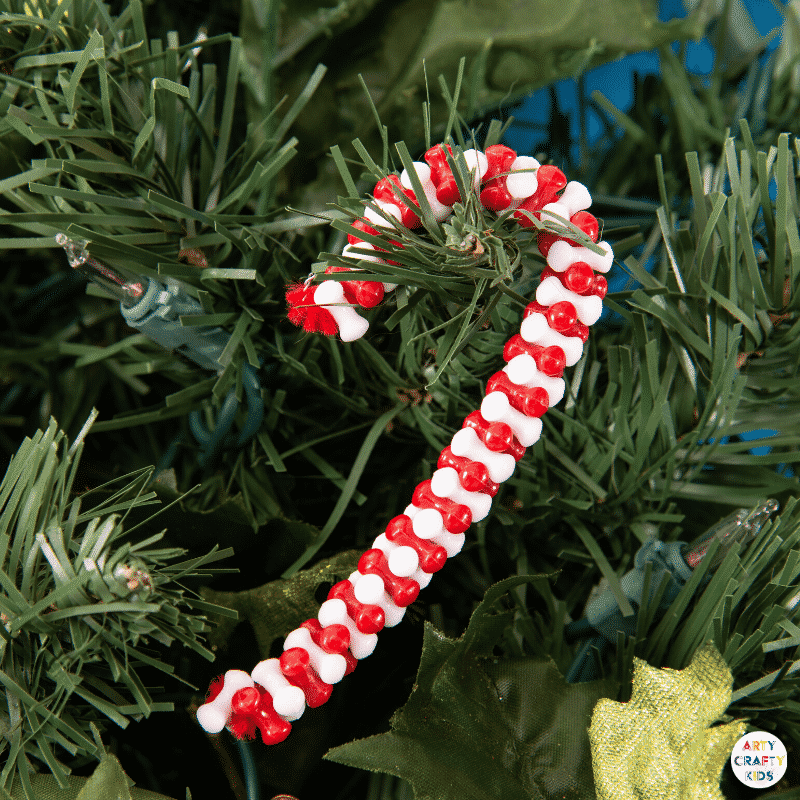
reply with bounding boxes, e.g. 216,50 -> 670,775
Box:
1,0 -> 800,798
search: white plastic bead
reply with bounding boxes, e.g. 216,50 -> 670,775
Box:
400,161 -> 452,221
403,504 -> 465,557
430,467 -> 492,521
519,312 -> 584,366
389,545 -> 420,577
284,626 -> 347,685
450,427 -> 516,483
504,354 -> 566,406
506,156 -> 540,199
536,276 -> 603,326
317,598 -> 377,659
313,280 -> 370,342
349,571 -> 406,627
196,670 -> 254,734
407,506 -> 444,538
250,659 -> 306,721
547,240 -> 614,274
371,533 -> 432,587
428,529 -> 465,557
364,200 -> 401,229
480,392 -> 543,446
463,148 -> 489,189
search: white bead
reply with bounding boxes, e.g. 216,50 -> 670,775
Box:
547,239 -> 614,274
536,276 -> 603,326
250,659 -> 306,721
364,200 -> 401,228
400,161 -> 452,221
410,506 -> 445,538
539,202 -> 570,224
284,626 -> 347,685
389,545 -> 419,577
506,156 -> 540,199
504,354 -> 566,406
463,148 -> 489,189
519,312 -> 584,366
313,280 -> 370,342
352,572 -> 385,605
429,529 -> 466,557
450,427 -> 516,483
430,467 -> 492,521
372,533 -> 433,587
559,181 -> 593,215
317,598 -> 377,659
196,670 -> 254,734
348,571 -> 406,627
480,392 -> 543,446
404,504 -> 465,558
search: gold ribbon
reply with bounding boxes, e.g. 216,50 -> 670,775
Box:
588,643 -> 746,800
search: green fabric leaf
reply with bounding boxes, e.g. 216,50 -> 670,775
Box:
200,549 -> 362,655
325,576 -> 615,800
7,755 -> 176,799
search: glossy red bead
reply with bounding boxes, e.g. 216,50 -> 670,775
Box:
328,580 -> 385,634
513,165 -> 567,227
358,549 -> 420,607
561,262 -> 595,294
436,176 -> 461,206
437,447 -> 499,496
412,480 -> 472,533
485,371 -> 549,418
570,211 -> 600,242
424,143 -> 454,186
463,411 -> 525,460
479,144 -> 517,211
546,301 -> 578,332
324,266 -> 384,308
524,301 -> 589,341
301,618 -> 357,676
373,174 -> 421,229
592,274 -> 608,299
279,648 -> 332,708
229,687 -> 292,744
502,334 -> 566,377
384,515 -> 448,573
347,217 -> 380,245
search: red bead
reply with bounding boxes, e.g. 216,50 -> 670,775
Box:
385,515 -> 448,573
424,143 -> 454,186
502,334 -> 566,377
546,301 -> 578,332
412,480 -> 472,533
347,217 -> 380,245
513,165 -> 567,227
436,176 -> 460,206
358,549 -> 420,607
229,687 -> 292,745
561,262 -> 595,294
570,211 -> 600,242
524,301 -> 590,342
537,231 -> 560,256
463,411 -> 525,460
592,274 -> 608,299
285,282 -> 338,336
480,144 -> 518,211
374,174 -> 421,229
328,580 -> 385,634
437,447 -> 499,496
485,371 -> 549,418
301,619 -> 357,676
205,674 -> 225,703
279,648 -> 332,708
324,266 -> 385,308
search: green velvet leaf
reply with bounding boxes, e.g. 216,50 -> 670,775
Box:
325,576 -> 615,800
7,755 -> 176,799
200,549 -> 362,655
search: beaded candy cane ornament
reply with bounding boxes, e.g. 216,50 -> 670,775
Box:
197,142 -> 612,745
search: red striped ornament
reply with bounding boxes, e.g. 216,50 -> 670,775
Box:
200,144 -> 613,745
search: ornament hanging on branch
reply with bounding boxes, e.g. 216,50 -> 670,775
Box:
285,142 -> 608,341
197,138 -> 615,746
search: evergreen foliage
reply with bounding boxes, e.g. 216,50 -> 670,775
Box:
0,0 -> 799,797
